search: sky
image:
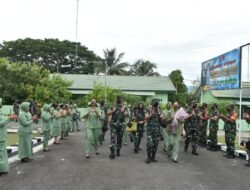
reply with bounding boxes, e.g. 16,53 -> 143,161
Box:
0,0 -> 250,85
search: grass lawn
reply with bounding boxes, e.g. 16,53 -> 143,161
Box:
7,132 -> 40,146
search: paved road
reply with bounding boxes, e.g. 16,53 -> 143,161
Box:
1,123 -> 250,190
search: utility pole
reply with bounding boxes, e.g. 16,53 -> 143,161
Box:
74,0 -> 79,68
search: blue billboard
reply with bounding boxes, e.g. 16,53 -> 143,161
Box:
201,48 -> 241,90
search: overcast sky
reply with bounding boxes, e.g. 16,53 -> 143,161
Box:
1,0 -> 250,85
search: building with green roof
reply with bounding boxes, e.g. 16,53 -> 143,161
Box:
60,74 -> 176,104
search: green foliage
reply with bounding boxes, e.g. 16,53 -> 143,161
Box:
76,83 -> 142,107
169,93 -> 187,107
168,69 -> 188,105
0,38 -> 101,74
169,69 -> 187,93
34,75 -> 72,104
0,58 -> 72,104
129,59 -> 160,76
95,48 -> 129,75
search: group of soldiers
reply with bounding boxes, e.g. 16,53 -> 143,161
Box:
91,97 -> 250,166
1,97 -> 250,176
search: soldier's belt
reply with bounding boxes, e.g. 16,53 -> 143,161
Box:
111,122 -> 125,126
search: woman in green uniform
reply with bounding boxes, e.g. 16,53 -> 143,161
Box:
18,102 -> 36,162
167,102 -> 183,163
0,98 -> 16,175
52,104 -> 61,144
83,99 -> 101,158
60,104 -> 67,140
41,104 -> 52,152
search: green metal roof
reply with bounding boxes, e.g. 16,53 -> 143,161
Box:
59,74 -> 176,92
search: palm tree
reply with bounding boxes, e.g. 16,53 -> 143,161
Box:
96,48 -> 129,75
130,59 -> 160,76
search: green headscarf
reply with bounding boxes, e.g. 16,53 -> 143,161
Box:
166,102 -> 172,110
43,104 -> 51,112
20,102 -> 30,112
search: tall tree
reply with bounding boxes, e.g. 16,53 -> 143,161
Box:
96,48 -> 129,75
130,59 -> 160,76
168,69 -> 188,105
0,38 -> 101,74
169,70 -> 187,93
0,58 -> 72,104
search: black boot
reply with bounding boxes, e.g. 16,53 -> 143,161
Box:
245,161 -> 250,167
184,144 -> 188,152
223,148 -> 229,157
210,145 -> 218,151
192,147 -> 199,156
227,151 -> 235,159
145,150 -> 151,164
151,151 -> 158,162
134,148 -> 138,153
116,149 -> 120,157
109,147 -> 115,160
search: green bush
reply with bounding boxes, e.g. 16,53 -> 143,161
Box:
0,58 -> 72,105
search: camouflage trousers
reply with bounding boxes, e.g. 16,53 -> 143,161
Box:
185,128 -> 198,151
198,122 -> 208,146
133,124 -> 144,150
146,128 -> 160,158
110,123 -> 124,152
208,124 -> 218,147
225,130 -> 236,154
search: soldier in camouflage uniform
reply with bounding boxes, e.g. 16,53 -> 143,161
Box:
207,103 -> 219,151
184,102 -> 199,155
198,103 -> 209,147
108,96 -> 128,159
133,103 -> 146,153
219,104 -> 237,159
145,101 -> 161,164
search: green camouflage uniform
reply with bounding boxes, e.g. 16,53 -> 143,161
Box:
184,107 -> 199,154
133,109 -> 145,152
224,111 -> 237,158
146,107 -> 161,162
198,109 -> 209,146
109,104 -> 127,159
208,109 -> 219,150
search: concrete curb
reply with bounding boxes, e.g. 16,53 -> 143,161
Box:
217,143 -> 249,160
8,138 -> 54,164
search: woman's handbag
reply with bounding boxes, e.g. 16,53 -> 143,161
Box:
126,121 -> 137,132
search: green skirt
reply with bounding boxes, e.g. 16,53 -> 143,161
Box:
18,133 -> 33,159
52,126 -> 61,137
0,141 -> 8,173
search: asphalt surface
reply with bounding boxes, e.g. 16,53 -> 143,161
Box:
1,122 -> 250,190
